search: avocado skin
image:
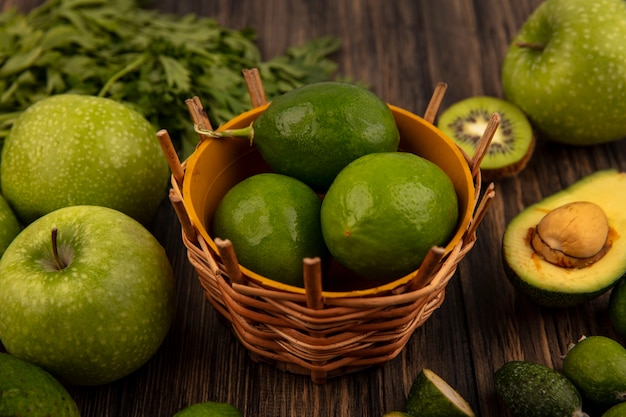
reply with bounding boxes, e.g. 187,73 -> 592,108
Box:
501,244 -> 619,308
0,352 -> 81,416
495,360 -> 585,417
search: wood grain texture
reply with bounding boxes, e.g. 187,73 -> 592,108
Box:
1,1 -> 625,416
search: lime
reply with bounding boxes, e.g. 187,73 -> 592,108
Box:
173,401 -> 242,417
320,152 -> 458,282
602,402 -> 626,417
212,81 -> 400,192
212,173 -> 327,287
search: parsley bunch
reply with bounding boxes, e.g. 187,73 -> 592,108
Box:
0,0 -> 340,157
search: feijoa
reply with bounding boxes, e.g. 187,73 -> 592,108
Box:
502,169 -> 626,307
199,81 -> 400,191
562,335 -> 626,407
494,360 -> 588,417
212,173 -> 327,287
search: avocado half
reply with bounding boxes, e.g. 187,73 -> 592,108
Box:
502,169 -> 626,307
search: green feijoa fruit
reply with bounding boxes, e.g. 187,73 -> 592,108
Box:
173,401 -> 242,417
201,81 -> 400,192
0,352 -> 80,417
405,368 -> 475,417
320,152 -> 458,283
212,173 -> 327,287
494,361 -> 587,417
382,413 -> 413,417
602,402 -> 626,417
610,278 -> 626,338
563,335 -> 626,407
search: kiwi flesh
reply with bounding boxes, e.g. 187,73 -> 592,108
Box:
437,96 -> 535,181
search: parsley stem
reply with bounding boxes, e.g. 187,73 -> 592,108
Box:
98,53 -> 150,98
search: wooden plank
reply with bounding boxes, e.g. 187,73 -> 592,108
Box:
2,0 -> 626,416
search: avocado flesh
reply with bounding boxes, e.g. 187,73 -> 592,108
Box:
502,169 -> 626,307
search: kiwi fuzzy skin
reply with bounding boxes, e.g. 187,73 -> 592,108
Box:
482,134 -> 535,181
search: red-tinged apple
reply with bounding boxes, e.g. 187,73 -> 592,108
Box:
502,0 -> 626,145
0,94 -> 170,225
0,205 -> 176,386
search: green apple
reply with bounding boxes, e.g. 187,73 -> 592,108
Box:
0,352 -> 80,417
0,94 -> 170,225
0,193 -> 21,257
502,0 -> 626,145
0,205 -> 176,386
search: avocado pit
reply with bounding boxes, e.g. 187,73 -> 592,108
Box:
530,201 -> 611,268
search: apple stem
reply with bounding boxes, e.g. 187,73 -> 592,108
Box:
51,228 -> 67,270
515,41 -> 545,51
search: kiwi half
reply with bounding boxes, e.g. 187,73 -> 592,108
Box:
437,96 -> 535,181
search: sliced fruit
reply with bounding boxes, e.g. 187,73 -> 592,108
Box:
502,169 -> 626,307
404,368 -> 475,417
494,360 -> 588,417
437,96 -> 535,181
320,152 -> 458,282
562,335 -> 626,407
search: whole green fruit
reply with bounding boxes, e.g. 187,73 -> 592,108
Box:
563,335 -> 626,407
173,401 -> 242,417
0,94 -> 170,225
502,0 -> 626,145
0,205 -> 176,386
494,360 -> 586,417
0,352 -> 80,417
603,402 -> 626,417
320,152 -> 458,282
212,173 -> 327,287
610,278 -> 626,338
0,193 -> 21,258
239,81 -> 399,191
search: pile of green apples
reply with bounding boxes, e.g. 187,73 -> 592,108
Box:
0,93 -> 175,395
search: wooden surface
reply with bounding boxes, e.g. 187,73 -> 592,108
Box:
2,1 -> 625,416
